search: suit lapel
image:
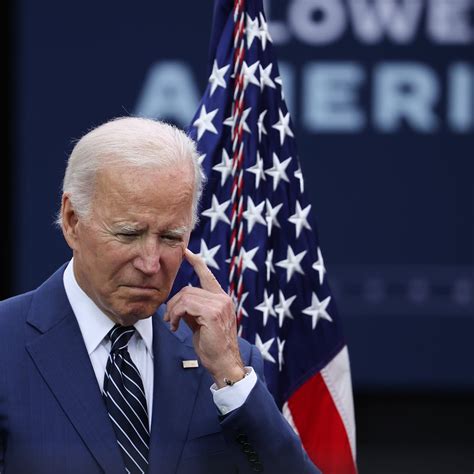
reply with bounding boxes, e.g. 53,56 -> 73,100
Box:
25,266 -> 124,473
148,311 -> 204,474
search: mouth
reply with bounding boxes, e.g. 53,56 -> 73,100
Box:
121,285 -> 159,293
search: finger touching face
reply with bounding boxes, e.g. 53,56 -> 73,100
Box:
184,248 -> 225,294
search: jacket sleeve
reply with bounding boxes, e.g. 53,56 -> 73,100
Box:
218,343 -> 321,474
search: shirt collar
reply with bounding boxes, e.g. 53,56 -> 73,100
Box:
63,259 -> 153,356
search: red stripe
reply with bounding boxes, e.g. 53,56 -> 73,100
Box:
287,372 -> 357,474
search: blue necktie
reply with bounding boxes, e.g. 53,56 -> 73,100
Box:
103,325 -> 150,474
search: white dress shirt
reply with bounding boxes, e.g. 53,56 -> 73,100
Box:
63,260 -> 256,422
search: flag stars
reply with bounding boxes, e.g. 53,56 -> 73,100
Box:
201,195 -> 230,230
258,13 -> 272,50
212,149 -> 233,186
255,290 -> 276,326
241,60 -> 260,89
312,247 -> 327,285
197,240 -> 221,270
246,151 -> 266,189
224,107 -> 252,134
277,337 -> 285,372
272,108 -> 294,145
294,166 -> 304,194
255,334 -> 276,364
265,249 -> 276,281
302,294 -> 333,330
265,153 -> 292,191
243,197 -> 266,233
208,60 -> 230,96
265,200 -> 283,236
238,246 -> 259,273
275,291 -> 297,328
276,247 -> 307,282
193,105 -> 219,140
289,201 -> 312,238
259,64 -> 276,92
246,14 -> 260,48
257,109 -> 268,142
234,292 -> 249,318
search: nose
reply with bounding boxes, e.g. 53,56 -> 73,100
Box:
133,237 -> 161,276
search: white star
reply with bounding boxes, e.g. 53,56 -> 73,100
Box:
243,197 -> 266,233
212,149 -> 233,186
288,201 -> 312,238
246,151 -> 266,189
302,293 -> 333,330
198,154 -> 206,166
259,12 -> 272,50
275,291 -> 297,328
265,153 -> 292,191
272,108 -> 294,145
276,246 -> 307,282
223,107 -> 251,134
201,195 -> 230,231
257,109 -> 268,141
246,14 -> 260,48
259,63 -> 276,92
265,249 -> 276,281
274,76 -> 285,99
208,60 -> 230,96
312,247 -> 327,285
234,292 -> 249,318
193,105 -> 219,140
265,200 -> 283,236
255,290 -> 276,326
242,60 -> 260,89
197,240 -> 221,270
277,337 -> 285,372
255,334 -> 276,364
238,246 -> 259,273
294,166 -> 304,193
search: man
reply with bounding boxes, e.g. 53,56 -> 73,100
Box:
0,117 -> 320,473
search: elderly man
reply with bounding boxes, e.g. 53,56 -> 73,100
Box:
0,117 -> 320,474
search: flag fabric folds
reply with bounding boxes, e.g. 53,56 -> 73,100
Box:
174,0 -> 357,472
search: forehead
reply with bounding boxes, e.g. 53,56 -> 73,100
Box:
91,164 -> 195,223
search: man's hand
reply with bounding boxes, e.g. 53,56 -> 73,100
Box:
164,249 -> 245,388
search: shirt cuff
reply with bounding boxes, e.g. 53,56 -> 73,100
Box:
210,367 -> 257,415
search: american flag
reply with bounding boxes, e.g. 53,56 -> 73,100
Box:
174,0 -> 357,472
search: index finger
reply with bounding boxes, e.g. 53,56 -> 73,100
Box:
184,248 -> 224,294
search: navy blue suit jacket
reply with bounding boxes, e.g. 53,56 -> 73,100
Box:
0,266 -> 320,473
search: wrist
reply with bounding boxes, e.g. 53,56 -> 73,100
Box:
213,365 -> 246,389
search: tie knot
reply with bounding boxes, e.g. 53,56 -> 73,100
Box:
108,325 -> 135,354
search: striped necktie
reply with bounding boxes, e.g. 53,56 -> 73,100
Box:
103,325 -> 150,474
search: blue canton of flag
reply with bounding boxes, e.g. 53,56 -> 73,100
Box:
173,1 -> 356,471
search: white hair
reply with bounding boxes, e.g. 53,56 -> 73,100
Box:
57,116 -> 205,227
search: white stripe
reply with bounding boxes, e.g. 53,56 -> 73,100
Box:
108,393 -> 149,449
320,346 -> 357,462
122,371 -> 147,399
123,357 -> 143,379
282,402 -> 300,438
109,414 -> 148,465
109,375 -> 148,433
116,438 -> 146,473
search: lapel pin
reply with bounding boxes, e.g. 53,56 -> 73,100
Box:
182,359 -> 199,369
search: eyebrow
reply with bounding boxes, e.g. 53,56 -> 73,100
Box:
164,226 -> 189,237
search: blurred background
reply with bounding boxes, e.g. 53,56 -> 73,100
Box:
3,0 -> 473,472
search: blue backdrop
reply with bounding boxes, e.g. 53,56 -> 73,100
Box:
12,0 -> 474,391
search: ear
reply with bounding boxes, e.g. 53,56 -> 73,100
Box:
61,193 -> 80,250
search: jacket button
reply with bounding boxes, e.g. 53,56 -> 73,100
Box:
247,452 -> 259,462
242,442 -> 254,453
252,462 -> 264,472
236,433 -> 248,444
